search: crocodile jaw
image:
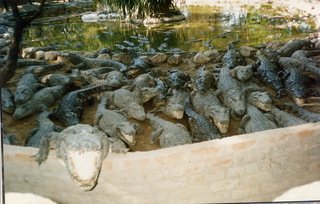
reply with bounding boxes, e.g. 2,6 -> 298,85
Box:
65,150 -> 103,191
257,101 -> 272,111
213,119 -> 228,134
294,97 -> 306,106
118,131 -> 136,146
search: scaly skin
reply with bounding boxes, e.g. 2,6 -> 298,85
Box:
268,106 -> 308,128
184,97 -> 221,141
2,88 -> 15,113
41,74 -> 72,87
33,124 -> 109,191
59,52 -> 127,71
13,73 -> 45,104
277,103 -> 320,123
54,84 -> 119,127
147,113 -> 192,148
277,36 -> 314,57
291,50 -> 320,67
221,41 -> 247,69
103,88 -> 146,121
24,111 -> 63,148
165,70 -> 190,89
230,65 -> 253,82
216,67 -> 246,117
24,62 -> 66,75
189,65 -> 216,93
13,85 -> 67,119
191,90 -> 230,133
238,104 -> 277,134
94,98 -> 140,146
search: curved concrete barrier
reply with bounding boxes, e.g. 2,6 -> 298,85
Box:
4,122 -> 320,203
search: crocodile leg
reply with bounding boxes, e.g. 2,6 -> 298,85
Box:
32,132 -> 59,165
150,128 -> 164,144
237,115 -> 250,134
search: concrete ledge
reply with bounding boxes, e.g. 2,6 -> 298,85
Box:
4,122 -> 320,203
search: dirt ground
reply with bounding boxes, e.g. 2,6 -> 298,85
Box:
2,50 -> 320,152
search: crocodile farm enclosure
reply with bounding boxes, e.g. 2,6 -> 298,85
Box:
2,0 -> 320,203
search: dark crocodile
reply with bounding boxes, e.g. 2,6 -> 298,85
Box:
184,97 -> 221,142
41,74 -> 72,87
277,36 -> 315,57
13,73 -> 45,104
17,59 -> 47,67
291,50 -> 320,67
238,104 -> 277,134
94,98 -> 141,146
164,69 -> 190,90
2,88 -> 15,113
241,81 -> 272,111
215,67 -> 247,118
191,90 -> 230,133
278,57 -> 320,77
24,111 -> 63,148
188,65 -> 216,93
54,84 -> 119,127
147,113 -> 192,148
267,106 -> 308,128
277,103 -> 320,123
24,62 -> 66,75
221,41 -> 247,69
277,66 -> 320,105
13,85 -> 67,119
59,52 -> 127,71
253,52 -> 284,91
151,88 -> 189,119
33,124 -> 110,191
124,47 -> 156,78
102,88 -> 146,121
152,77 -> 168,107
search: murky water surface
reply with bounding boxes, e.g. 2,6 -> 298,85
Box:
23,2 -> 318,52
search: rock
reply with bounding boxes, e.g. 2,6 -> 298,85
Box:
45,51 -> 59,61
168,54 -> 182,65
83,51 -> 95,58
22,47 -> 35,59
139,56 -> 150,62
112,54 -> 122,62
97,54 -> 111,60
35,51 -> 45,60
266,40 -> 284,51
150,53 -> 168,63
193,50 -> 219,64
239,46 -> 257,58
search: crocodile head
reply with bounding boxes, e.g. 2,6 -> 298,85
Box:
115,122 -> 137,146
165,70 -> 190,89
265,77 -> 284,91
126,103 -> 146,121
290,85 -> 309,100
105,71 -> 126,87
13,103 -> 34,119
164,102 -> 185,119
235,65 -> 253,81
209,105 -> 230,133
140,87 -> 163,103
224,89 -> 246,116
56,124 -> 109,191
59,111 -> 81,127
2,88 -> 15,113
192,71 -> 215,93
249,91 -> 272,111
13,87 -> 33,104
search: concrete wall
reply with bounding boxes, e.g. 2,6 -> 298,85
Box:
3,122 -> 320,204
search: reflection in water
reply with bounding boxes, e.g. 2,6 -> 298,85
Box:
23,2 -> 317,52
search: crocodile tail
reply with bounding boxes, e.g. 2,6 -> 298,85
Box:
42,62 -> 66,72
81,84 -> 120,96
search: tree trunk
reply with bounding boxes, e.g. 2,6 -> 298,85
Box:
1,0 -> 45,87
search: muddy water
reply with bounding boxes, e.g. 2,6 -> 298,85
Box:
22,1 -> 318,52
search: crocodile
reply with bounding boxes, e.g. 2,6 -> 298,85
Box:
184,97 -> 221,142
253,52 -> 284,91
278,57 -> 320,77
124,47 -> 156,78
147,112 -> 192,148
2,88 -> 15,113
188,65 -> 216,93
102,88 -> 146,121
13,73 -> 45,104
221,40 -> 247,69
215,67 -> 248,119
291,50 -> 320,67
267,106 -> 308,128
277,36 -> 315,57
32,124 -> 110,191
0,56 -> 46,68
2,134 -> 20,145
13,85 -> 67,119
59,52 -> 127,71
152,77 -> 168,107
276,103 -> 320,123
24,111 -> 63,148
40,74 -> 72,87
190,90 -> 230,133
238,104 -> 278,134
54,84 -> 119,127
94,98 -> 141,146
151,88 -> 189,119
277,66 -> 320,105
164,70 -> 190,90
230,65 -> 254,82
24,62 -> 66,75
